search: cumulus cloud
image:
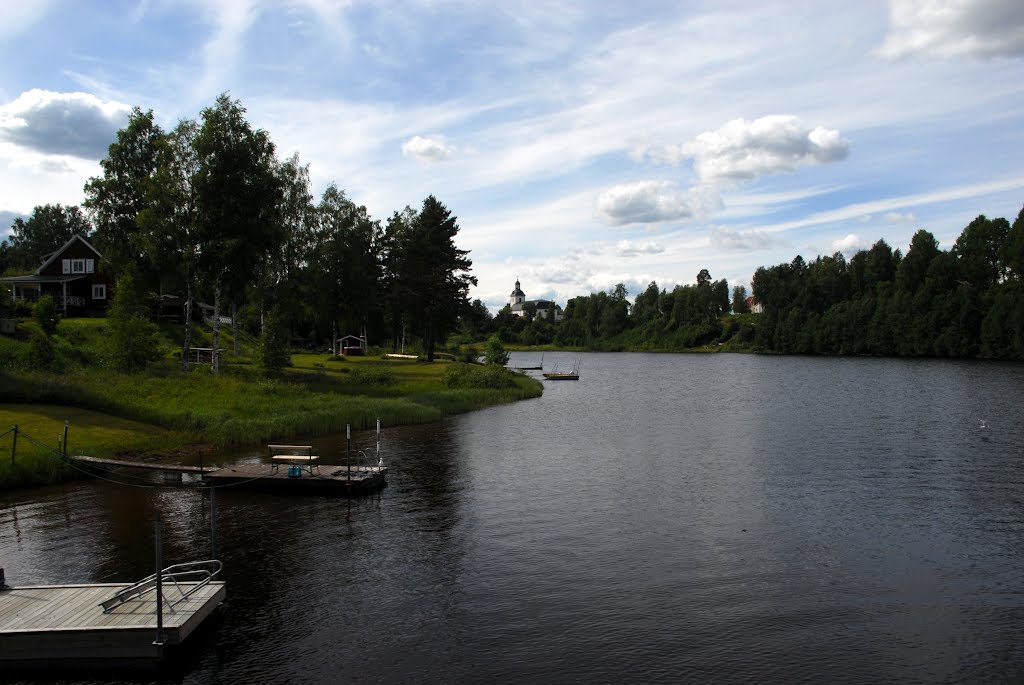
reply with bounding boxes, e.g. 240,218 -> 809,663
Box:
0,89 -> 130,159
878,0 -> 1024,59
616,240 -> 665,257
831,233 -> 869,257
884,210 -> 917,223
682,115 -> 850,184
597,180 -> 693,225
401,135 -> 454,162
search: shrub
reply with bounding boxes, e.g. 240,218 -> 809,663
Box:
483,334 -> 510,366
442,363 -> 517,389
105,268 -> 162,373
258,309 -> 291,373
27,333 -> 56,370
348,366 -> 396,386
32,295 -> 58,336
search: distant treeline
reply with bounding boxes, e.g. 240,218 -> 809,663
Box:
490,205 -> 1024,360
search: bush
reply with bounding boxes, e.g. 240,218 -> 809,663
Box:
258,309 -> 291,373
32,295 -> 58,336
27,333 -> 56,370
105,268 -> 162,373
484,334 -> 510,365
348,366 -> 396,386
442,363 -> 517,389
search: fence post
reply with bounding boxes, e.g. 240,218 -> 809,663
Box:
10,426 -> 16,465
63,420 -> 69,456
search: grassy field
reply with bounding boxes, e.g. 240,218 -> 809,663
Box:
0,318 -> 542,490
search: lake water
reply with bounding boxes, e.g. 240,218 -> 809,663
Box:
2,353 -> 1023,684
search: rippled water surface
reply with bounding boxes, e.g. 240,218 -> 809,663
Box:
2,354 -> 1023,684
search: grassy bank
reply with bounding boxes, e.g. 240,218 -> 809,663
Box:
0,320 -> 543,490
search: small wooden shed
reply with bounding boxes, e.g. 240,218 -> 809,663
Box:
336,335 -> 367,356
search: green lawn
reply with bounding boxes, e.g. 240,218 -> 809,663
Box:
0,320 -> 543,490
0,403 -> 192,489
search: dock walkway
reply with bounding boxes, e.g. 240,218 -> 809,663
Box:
70,455 -> 215,474
204,463 -> 387,495
0,580 -> 225,665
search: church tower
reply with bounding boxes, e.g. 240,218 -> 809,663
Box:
509,279 -> 525,307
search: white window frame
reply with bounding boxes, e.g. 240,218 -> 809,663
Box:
71,259 -> 86,274
92,284 -> 107,300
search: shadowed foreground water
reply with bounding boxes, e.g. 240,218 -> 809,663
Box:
2,353 -> 1023,684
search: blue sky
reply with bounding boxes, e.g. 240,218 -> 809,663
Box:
1,0 -> 1022,312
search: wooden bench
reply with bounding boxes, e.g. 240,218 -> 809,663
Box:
268,444 -> 319,474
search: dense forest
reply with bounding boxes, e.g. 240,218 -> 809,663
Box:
489,207 -> 1024,360
0,95 -> 476,365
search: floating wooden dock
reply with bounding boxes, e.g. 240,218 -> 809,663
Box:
0,580 -> 225,667
203,463 -> 387,495
71,455 -> 215,474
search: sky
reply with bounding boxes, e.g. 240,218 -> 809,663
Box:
1,0 -> 1023,312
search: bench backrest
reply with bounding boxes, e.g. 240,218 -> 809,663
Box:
268,444 -> 314,456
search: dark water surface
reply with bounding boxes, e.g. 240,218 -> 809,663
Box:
2,353 -> 1023,684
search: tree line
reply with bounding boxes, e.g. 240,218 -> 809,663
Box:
482,207 -> 1024,360
751,210 -> 1024,358
0,94 -> 476,369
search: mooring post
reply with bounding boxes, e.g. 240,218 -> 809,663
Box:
346,424 -> 352,482
154,511 -> 166,646
10,425 -> 17,465
62,420 -> 68,456
210,487 -> 218,560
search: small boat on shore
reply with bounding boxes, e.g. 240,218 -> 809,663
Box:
542,371 -> 579,380
542,358 -> 580,381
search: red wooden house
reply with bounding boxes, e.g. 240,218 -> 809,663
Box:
1,235 -> 111,317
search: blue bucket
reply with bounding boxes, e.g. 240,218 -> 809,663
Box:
287,465 -> 302,477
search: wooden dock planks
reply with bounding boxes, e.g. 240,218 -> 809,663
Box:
70,456 -> 215,474
204,462 -> 387,495
0,581 -> 225,664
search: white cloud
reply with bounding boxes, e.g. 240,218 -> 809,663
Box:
0,90 -> 131,159
401,135 -> 454,162
616,240 -> 665,257
884,211 -> 917,223
682,115 -> 850,184
831,233 -> 869,257
878,0 -> 1024,59
709,226 -> 780,251
597,180 -> 693,225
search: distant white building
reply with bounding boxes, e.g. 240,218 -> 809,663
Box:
507,280 -> 563,322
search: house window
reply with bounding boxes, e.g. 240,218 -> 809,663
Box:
72,259 -> 85,274
92,284 -> 107,300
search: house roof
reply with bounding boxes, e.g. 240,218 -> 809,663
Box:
35,234 -> 101,275
0,273 -> 87,284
